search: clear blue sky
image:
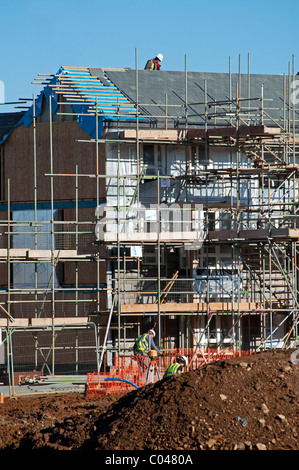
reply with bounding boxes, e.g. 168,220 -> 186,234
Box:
1,0 -> 299,112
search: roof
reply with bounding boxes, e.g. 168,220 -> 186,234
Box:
55,66 -> 139,120
0,67 -> 297,145
105,69 -> 292,128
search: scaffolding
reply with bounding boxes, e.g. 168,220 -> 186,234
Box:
0,51 -> 299,384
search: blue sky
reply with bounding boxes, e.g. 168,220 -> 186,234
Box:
1,0 -> 299,112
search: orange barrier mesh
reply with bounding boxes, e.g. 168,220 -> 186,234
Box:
85,348 -> 251,397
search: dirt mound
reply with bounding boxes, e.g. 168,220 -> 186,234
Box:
0,349 -> 298,451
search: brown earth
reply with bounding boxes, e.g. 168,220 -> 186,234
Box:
0,349 -> 298,451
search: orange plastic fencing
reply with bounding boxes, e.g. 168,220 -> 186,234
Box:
85,348 -> 251,398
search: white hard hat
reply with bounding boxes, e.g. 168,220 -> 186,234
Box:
156,54 -> 163,62
178,355 -> 188,366
148,329 -> 156,337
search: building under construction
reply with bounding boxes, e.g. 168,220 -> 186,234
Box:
0,54 -> 298,386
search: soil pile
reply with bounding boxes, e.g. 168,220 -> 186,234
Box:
0,349 -> 298,450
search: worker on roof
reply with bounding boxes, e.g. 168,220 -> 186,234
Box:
144,54 -> 163,71
133,329 -> 161,356
163,355 -> 188,379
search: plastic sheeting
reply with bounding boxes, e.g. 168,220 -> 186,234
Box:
0,67 -> 124,144
0,78 -> 58,144
76,106 -> 104,139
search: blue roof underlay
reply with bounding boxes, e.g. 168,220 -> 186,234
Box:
0,66 -> 142,145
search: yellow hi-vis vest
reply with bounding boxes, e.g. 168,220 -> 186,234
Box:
135,333 -> 150,352
165,362 -> 181,377
144,59 -> 155,70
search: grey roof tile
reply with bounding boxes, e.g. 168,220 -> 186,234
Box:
105,70 -> 292,127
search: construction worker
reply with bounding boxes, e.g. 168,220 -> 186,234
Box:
163,355 -> 188,379
133,329 -> 161,356
144,54 -> 163,70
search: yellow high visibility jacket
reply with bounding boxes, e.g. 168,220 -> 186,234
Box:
134,333 -> 150,352
164,362 -> 182,377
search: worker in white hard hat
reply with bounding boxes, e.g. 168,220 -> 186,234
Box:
133,329 -> 161,356
163,355 -> 188,378
144,54 -> 163,70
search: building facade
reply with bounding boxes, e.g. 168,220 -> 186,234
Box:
0,65 -> 298,377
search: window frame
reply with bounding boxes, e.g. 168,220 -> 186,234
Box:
142,143 -> 165,175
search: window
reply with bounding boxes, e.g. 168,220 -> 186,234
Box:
220,245 -> 232,254
143,144 -> 155,167
143,245 -> 165,265
143,246 -> 156,264
190,145 -> 210,172
203,256 -> 216,267
197,245 -> 235,270
263,178 -> 284,190
194,263 -> 241,302
263,152 -> 281,165
221,315 -> 233,339
219,212 -> 233,230
142,144 -> 164,175
205,210 -> 234,231
12,209 -> 62,288
198,146 -> 208,162
207,211 -> 215,231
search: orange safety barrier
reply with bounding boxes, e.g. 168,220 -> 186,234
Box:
85,348 -> 252,397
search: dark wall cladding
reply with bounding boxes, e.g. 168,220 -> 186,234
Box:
0,328 -> 98,374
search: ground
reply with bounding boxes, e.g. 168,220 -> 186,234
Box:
0,349 -> 298,451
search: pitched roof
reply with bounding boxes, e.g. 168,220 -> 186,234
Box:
105,69 -> 292,128
1,67 -> 296,146
55,66 -> 139,119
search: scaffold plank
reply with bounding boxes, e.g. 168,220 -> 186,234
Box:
120,302 -> 260,314
188,125 -> 281,140
99,231 -> 204,244
124,129 -> 187,141
0,317 -> 89,327
30,317 -> 88,326
0,249 -> 94,260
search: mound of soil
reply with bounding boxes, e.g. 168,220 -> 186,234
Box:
0,349 -> 298,451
